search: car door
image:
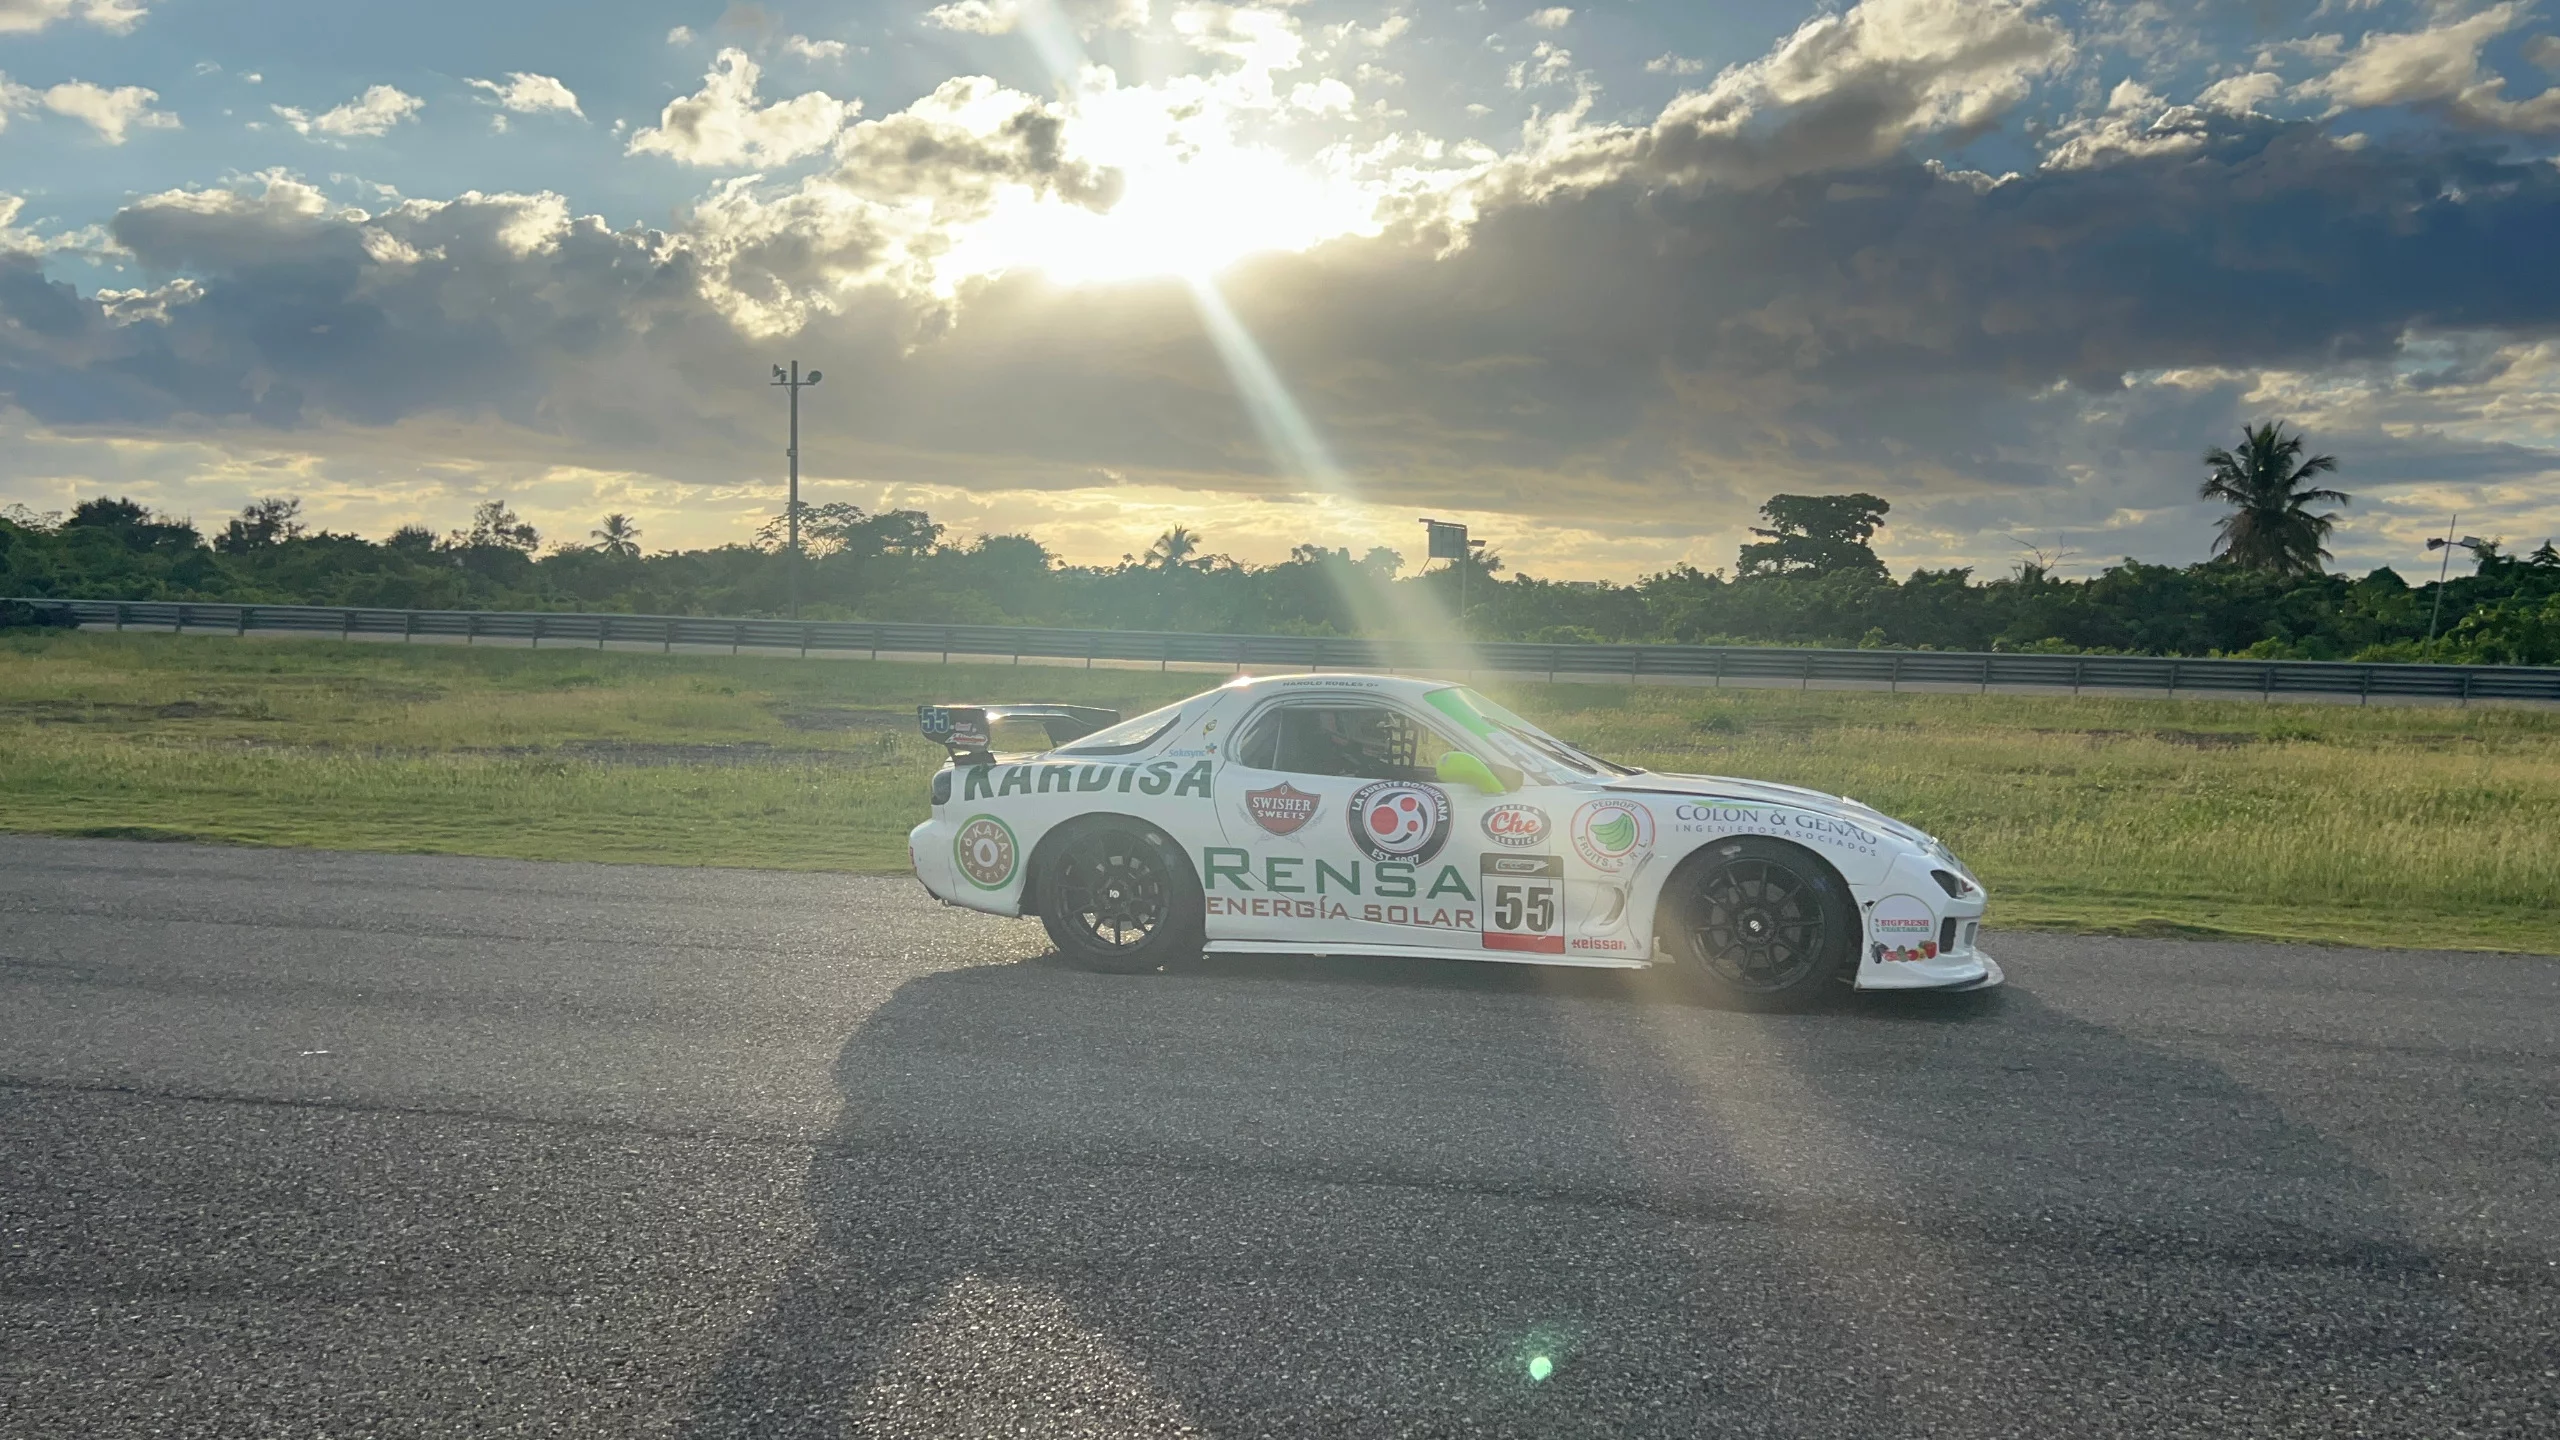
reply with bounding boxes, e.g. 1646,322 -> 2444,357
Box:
1204,698 -> 1518,954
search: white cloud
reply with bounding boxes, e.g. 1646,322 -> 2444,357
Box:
43,80 -> 179,143
1646,54 -> 1707,76
626,49 -> 854,167
1526,7 -> 1571,29
1507,40 -> 1572,89
784,35 -> 848,61
465,72 -> 582,116
273,85 -> 425,139
924,0 -> 1023,34
1288,77 -> 1355,115
667,24 -> 694,46
2303,3 -> 2560,133
0,73 -> 34,133
0,0 -> 148,36
2195,70 -> 2282,115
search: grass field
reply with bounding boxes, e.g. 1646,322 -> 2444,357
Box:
5,630 -> 2556,952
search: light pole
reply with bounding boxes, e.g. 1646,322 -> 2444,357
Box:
2424,516 -> 2491,647
771,361 -> 823,619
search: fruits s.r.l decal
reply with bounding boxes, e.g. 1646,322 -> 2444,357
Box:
1569,799 -> 1654,873
1347,781 -> 1452,863
953,814 -> 1019,890
1479,802 -> 1550,849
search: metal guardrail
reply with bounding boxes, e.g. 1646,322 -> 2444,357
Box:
15,597 -> 2559,702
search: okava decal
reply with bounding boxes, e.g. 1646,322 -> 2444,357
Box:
953,814 -> 1019,890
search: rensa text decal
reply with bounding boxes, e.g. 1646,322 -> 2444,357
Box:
1200,847 -> 1475,905
1245,783 -> 1321,836
1480,802 -> 1550,849
961,758 -> 1214,803
1347,781 -> 1452,864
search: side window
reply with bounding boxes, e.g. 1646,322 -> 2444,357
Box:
1258,705 -> 1460,782
1230,710 -> 1282,769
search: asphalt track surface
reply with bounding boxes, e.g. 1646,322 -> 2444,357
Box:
2,837 -> 2555,1438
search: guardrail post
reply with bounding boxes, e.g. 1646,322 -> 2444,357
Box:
402,609 -> 414,643
598,616 -> 608,651
732,622 -> 743,656
942,627 -> 953,664
1979,653 -> 1989,695
1889,652 -> 1902,693
2167,659 -> 2179,698
115,603 -> 127,632
241,606 -> 254,637
869,626 -> 880,663
174,603 -> 188,634
530,613 -> 542,650
2461,670 -> 2473,708
801,624 -> 811,659
663,618 -> 674,654
467,611 -> 478,645
1711,648 -> 1724,689
2263,664 -> 2273,702
2073,657 -> 2084,697
2359,667 -> 2370,706
340,608 -> 352,640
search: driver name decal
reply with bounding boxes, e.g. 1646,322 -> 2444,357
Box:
1347,781 -> 1452,864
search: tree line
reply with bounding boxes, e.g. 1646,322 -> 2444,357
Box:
5,425 -> 2556,664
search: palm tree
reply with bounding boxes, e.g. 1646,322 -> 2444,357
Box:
2199,422 -> 2347,575
1145,526 -> 1201,571
590,513 -> 643,559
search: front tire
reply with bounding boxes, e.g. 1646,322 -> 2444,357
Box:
1658,837 -> 1856,1011
1035,818 -> 1204,974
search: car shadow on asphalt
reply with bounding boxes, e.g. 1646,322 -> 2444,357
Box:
672,951 -> 2529,1438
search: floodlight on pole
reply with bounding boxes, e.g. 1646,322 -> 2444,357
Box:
2423,516 -> 2492,646
771,361 -> 823,619
1420,518 -> 1489,630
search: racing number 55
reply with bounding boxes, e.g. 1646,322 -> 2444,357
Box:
1481,854 -> 1565,953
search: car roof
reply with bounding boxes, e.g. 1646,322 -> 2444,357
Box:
1218,672 -> 1451,703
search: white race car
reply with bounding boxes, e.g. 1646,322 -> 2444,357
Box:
909,673 -> 1999,1008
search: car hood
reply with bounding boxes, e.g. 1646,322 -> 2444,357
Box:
1600,771 -> 1937,851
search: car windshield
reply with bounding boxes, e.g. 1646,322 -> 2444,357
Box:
1422,687 -> 1638,782
1051,699 -> 1189,755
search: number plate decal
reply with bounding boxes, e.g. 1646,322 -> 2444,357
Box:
1480,853 -> 1565,954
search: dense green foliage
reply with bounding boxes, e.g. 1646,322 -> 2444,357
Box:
6,491 -> 2557,662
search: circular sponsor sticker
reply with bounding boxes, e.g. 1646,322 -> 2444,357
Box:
1869,893 -> 1934,942
1570,798 -> 1655,872
1480,802 -> 1551,849
953,814 -> 1019,890
1347,781 -> 1451,863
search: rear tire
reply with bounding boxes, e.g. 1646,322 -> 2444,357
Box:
1658,837 -> 1856,1011
1035,818 -> 1204,974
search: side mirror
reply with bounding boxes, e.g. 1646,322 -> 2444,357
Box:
1435,751 -> 1508,795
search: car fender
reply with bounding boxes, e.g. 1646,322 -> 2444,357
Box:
921,753 -> 1224,917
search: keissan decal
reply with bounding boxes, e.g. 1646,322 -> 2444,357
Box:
1570,936 -> 1631,951
1347,781 -> 1452,864
1479,853 -> 1564,954
1570,799 -> 1654,873
952,815 -> 1019,890
1869,894 -> 1934,948
1245,783 -> 1322,836
1480,802 -> 1550,849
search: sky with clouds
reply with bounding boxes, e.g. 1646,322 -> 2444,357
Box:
3,0 -> 2559,581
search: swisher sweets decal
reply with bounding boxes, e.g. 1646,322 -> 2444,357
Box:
1244,783 -> 1321,835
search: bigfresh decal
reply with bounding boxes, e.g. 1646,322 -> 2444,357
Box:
953,814 -> 1019,890
1569,799 -> 1654,873
1347,781 -> 1452,864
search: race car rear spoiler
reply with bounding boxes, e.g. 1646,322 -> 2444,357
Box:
919,703 -> 1121,764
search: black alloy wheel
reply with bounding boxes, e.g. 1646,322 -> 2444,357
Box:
1037,819 -> 1204,973
1664,837 -> 1855,1010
